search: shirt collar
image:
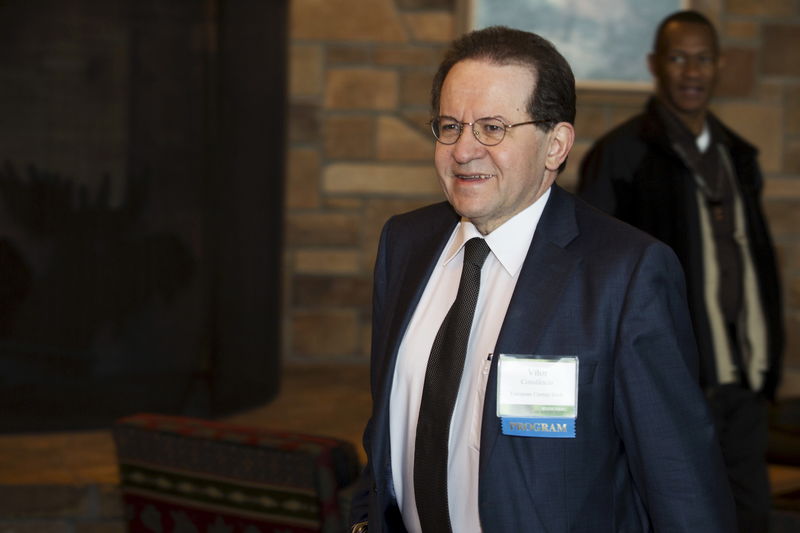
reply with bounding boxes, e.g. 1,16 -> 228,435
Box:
696,121 -> 711,153
443,187 -> 551,277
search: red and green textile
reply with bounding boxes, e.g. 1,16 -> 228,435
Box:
113,413 -> 360,533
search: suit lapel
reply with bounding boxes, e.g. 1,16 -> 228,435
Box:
378,206 -> 458,390
372,204 -> 459,486
479,186 -> 582,467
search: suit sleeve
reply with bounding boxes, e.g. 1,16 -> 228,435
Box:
578,138 -> 637,223
348,218 -> 393,527
578,143 -> 616,213
612,241 -> 737,531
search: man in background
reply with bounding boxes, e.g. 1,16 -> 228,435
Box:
579,10 -> 784,533
349,24 -> 735,533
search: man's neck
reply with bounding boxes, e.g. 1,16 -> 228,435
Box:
656,97 -> 708,137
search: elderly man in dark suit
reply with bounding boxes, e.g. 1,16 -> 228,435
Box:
349,26 -> 736,533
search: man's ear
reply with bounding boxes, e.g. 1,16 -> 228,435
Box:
716,52 -> 726,71
647,53 -> 656,77
545,122 -> 575,172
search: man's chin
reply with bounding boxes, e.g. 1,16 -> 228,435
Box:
676,101 -> 709,114
672,93 -> 712,115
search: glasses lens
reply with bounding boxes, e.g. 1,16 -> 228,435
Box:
474,118 -> 505,146
432,117 -> 460,144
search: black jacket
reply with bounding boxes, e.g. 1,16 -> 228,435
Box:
578,98 -> 784,398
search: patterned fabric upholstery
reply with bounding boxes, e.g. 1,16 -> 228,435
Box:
113,413 -> 360,533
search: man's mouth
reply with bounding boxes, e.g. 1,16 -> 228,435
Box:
679,85 -> 705,97
456,173 -> 495,181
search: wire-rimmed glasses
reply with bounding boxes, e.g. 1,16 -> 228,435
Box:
430,116 -> 552,146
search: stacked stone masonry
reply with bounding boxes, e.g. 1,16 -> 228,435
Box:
285,0 -> 800,397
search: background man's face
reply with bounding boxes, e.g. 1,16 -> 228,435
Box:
434,59 -> 555,235
650,21 -> 720,121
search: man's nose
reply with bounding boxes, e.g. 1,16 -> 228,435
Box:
683,57 -> 705,76
452,125 -> 485,162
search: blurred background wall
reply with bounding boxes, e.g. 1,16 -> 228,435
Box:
0,0 -> 797,433
284,0 -> 800,398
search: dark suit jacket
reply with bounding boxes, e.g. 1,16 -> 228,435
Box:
351,185 -> 736,532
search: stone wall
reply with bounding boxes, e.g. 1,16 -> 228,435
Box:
285,0 -> 800,397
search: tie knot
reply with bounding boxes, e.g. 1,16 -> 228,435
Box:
463,237 -> 490,268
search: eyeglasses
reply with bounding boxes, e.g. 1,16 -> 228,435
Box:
430,116 -> 552,146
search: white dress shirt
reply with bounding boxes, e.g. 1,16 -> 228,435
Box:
389,189 -> 550,533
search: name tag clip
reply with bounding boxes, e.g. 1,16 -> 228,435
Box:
496,354 -> 579,439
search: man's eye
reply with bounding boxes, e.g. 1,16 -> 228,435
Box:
668,54 -> 686,64
441,123 -> 460,132
480,122 -> 504,135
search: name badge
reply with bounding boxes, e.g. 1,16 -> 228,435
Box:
497,354 -> 578,438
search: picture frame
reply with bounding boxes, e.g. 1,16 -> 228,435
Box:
457,0 -> 687,90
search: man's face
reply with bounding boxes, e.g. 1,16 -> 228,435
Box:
649,21 -> 720,121
434,59 -> 557,235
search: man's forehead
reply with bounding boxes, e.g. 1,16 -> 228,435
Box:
659,21 -> 717,53
441,59 -> 537,95
440,60 -> 535,102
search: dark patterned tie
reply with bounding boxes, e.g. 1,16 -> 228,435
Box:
414,237 -> 491,532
